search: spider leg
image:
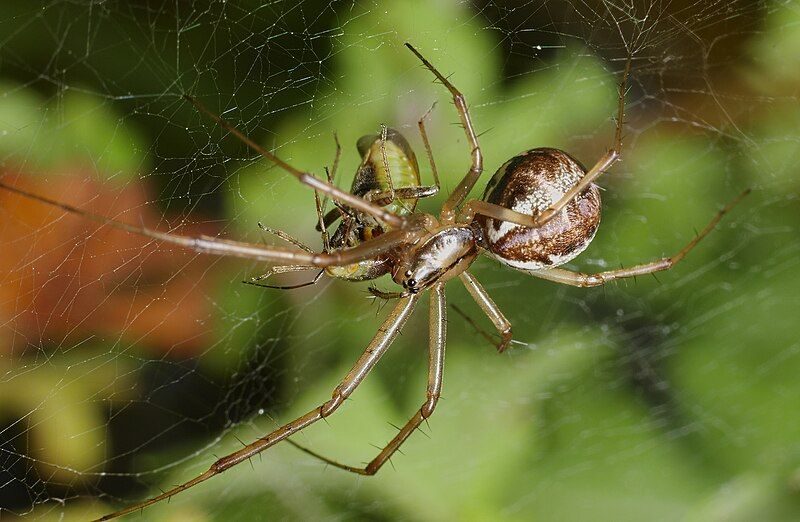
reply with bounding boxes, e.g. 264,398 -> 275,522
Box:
0,181 -> 411,268
316,207 -> 344,231
318,184 -> 439,228
458,271 -> 513,352
418,101 -> 441,192
250,226 -> 326,288
367,286 -> 409,300
185,96 -> 404,229
314,190 -> 331,251
379,124 -> 397,202
257,222 -> 314,252
250,264 -> 315,282
315,140 -> 346,233
286,283 -> 446,475
318,132 -> 342,222
364,186 -> 439,205
405,43 -> 483,222
245,264 -> 325,291
244,270 -> 324,290
529,189 -> 751,287
529,53 -> 633,228
458,199 -> 542,227
93,295 -> 420,521
315,175 -> 440,232
457,54 -> 635,230
450,303 -> 502,349
458,198 -> 596,229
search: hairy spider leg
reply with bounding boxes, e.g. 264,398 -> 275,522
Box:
251,265 -> 314,282
417,102 -> 442,191
319,132 -> 343,227
458,52 -> 635,228
314,136 -> 344,248
314,190 -> 331,252
0,181 -> 412,268
243,208 -> 327,290
405,43 -> 483,222
449,302 -> 502,348
246,180 -> 342,290
529,188 -> 751,286
256,222 -> 315,252
459,271 -> 513,352
367,286 -> 408,300
185,95 -> 405,229
93,294 -> 421,521
317,138 -> 353,231
529,52 -> 633,227
244,265 -> 324,290
287,282 -> 446,475
366,271 -> 511,353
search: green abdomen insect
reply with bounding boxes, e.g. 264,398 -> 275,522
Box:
325,127 -> 438,281
352,128 -> 424,216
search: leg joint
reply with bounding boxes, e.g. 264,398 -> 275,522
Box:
320,391 -> 345,417
583,274 -> 606,287
421,395 -> 439,419
497,326 -> 513,353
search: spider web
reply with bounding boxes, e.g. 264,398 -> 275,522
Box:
1,0 -> 798,519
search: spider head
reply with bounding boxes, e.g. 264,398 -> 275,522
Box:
392,225 -> 479,293
396,268 -> 422,294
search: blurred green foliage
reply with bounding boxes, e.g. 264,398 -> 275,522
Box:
1,1 -> 799,521
0,84 -> 144,178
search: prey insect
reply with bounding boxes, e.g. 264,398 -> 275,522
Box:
0,43 -> 749,520
248,118 -> 440,291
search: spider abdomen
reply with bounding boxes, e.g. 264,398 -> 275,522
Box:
480,148 -> 601,272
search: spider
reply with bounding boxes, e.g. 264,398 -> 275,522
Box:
0,43 -> 749,520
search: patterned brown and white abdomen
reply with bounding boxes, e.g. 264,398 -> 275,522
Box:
478,148 -> 601,272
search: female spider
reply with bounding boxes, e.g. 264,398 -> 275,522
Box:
0,43 -> 748,520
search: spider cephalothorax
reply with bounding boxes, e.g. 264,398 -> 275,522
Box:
0,42 -> 749,521
392,221 -> 479,294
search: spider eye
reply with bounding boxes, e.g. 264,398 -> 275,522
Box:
407,278 -> 417,288
404,270 -> 412,277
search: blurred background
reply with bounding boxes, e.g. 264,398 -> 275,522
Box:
1,0 -> 798,520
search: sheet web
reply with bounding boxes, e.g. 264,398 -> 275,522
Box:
1,1 -> 797,519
